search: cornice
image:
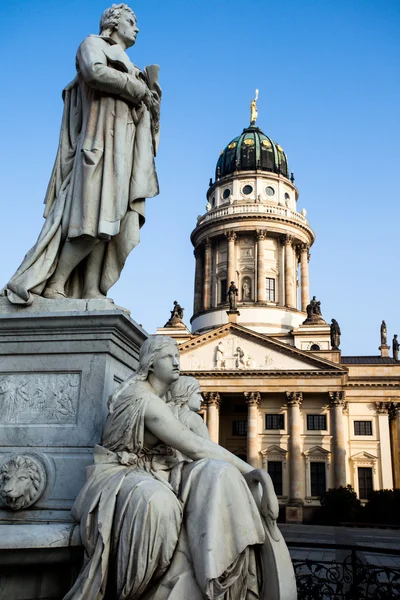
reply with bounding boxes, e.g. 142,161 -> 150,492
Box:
191,213 -> 315,246
181,369 -> 345,378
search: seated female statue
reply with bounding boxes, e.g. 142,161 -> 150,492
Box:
64,335 -> 295,600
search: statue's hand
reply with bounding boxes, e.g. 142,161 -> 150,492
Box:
244,469 -> 280,542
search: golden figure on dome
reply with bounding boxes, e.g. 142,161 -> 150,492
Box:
250,89 -> 259,125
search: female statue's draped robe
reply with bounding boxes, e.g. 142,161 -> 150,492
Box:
64,381 -> 265,600
6,35 -> 160,305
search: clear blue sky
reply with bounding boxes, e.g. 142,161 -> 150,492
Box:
0,0 -> 399,355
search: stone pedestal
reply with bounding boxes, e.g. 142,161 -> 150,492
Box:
0,297 -> 146,599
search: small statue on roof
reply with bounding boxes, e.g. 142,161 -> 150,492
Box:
303,295 -> 326,325
164,300 -> 184,327
380,320 -> 387,346
330,319 -> 341,350
393,334 -> 399,361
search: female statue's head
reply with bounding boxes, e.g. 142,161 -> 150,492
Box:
136,335 -> 180,385
169,376 -> 202,411
100,4 -> 138,48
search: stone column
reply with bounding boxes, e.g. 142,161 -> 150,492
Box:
226,231 -> 237,287
389,404 -> 400,488
205,392 -> 221,443
245,391 -> 261,467
299,243 -> 310,312
376,402 -> 394,489
193,247 -> 203,314
329,391 -> 347,488
283,235 -> 295,308
203,238 -> 212,311
256,230 -> 267,302
287,391 -> 303,504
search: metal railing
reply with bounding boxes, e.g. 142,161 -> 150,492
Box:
289,541 -> 400,599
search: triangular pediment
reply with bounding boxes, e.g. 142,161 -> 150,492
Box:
260,445 -> 287,457
179,323 -> 346,374
351,452 -> 378,461
304,446 -> 331,457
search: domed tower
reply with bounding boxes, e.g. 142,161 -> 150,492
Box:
190,98 -> 315,337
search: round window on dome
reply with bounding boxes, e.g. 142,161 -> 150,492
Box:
242,185 -> 253,195
265,186 -> 275,197
223,188 -> 231,200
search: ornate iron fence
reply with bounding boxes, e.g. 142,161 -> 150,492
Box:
289,542 -> 400,599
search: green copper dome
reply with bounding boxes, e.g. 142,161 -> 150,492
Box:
215,125 -> 290,180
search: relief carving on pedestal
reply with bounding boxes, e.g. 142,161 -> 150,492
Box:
0,454 -> 47,511
0,373 -> 80,425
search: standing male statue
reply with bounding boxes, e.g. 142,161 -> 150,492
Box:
4,4 -> 161,305
393,335 -> 399,362
227,281 -> 238,311
330,319 -> 341,350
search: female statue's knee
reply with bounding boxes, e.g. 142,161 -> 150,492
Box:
140,480 -> 181,522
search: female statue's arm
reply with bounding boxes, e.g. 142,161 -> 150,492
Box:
144,393 -> 253,474
77,36 -> 148,105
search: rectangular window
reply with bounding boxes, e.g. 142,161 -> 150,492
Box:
354,421 -> 373,436
232,420 -> 247,436
307,414 -> 327,430
265,414 -> 284,430
267,461 -> 283,496
310,462 -> 326,497
220,279 -> 227,304
358,467 -> 373,500
266,278 -> 275,302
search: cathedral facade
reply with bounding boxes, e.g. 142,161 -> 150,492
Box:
158,106 -> 400,522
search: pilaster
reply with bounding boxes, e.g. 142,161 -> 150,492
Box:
203,238 -> 212,311
299,243 -> 310,312
375,402 -> 393,490
286,391 -> 303,504
225,231 -> 237,287
282,235 -> 295,309
245,391 -> 261,467
193,247 -> 203,315
204,392 -> 221,443
328,391 -> 347,488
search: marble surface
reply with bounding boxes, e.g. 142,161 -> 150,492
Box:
64,335 -> 297,599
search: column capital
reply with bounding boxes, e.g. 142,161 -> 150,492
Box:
389,402 -> 400,421
245,391 -> 261,406
225,231 -> 237,242
256,229 -> 267,241
298,243 -> 310,254
204,392 -> 221,408
204,237 -> 212,249
286,391 -> 303,406
375,401 -> 390,415
194,247 -> 202,259
329,391 -> 346,407
281,234 -> 294,246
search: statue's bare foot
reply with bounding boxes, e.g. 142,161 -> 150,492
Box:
43,287 -> 66,299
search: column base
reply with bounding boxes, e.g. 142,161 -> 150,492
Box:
285,503 -> 304,524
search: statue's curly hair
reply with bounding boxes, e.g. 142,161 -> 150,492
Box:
99,3 -> 136,37
168,376 -> 200,408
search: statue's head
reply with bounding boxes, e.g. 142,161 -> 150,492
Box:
169,376 -> 201,411
136,336 -> 180,385
100,4 -> 138,48
0,455 -> 46,511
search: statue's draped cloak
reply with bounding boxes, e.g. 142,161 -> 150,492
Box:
64,382 -> 265,600
6,35 -> 159,304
